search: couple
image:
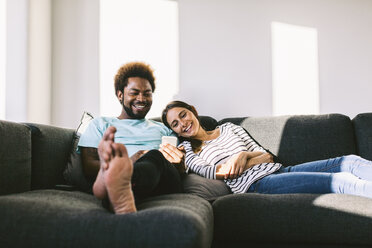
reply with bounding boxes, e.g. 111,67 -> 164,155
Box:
79,62 -> 372,215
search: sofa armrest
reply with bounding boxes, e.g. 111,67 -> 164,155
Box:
0,120 -> 31,195
25,123 -> 75,190
352,112 -> 372,160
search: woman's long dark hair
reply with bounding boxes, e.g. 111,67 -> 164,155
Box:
162,101 -> 203,153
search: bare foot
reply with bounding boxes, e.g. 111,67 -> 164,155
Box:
93,169 -> 107,199
93,126 -> 117,200
104,143 -> 137,214
98,126 -> 117,170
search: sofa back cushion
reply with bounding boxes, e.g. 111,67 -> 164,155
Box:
219,114 -> 356,166
26,123 -> 75,190
0,120 -> 31,195
352,112 -> 372,160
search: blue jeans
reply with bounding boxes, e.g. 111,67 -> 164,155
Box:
247,155 -> 372,198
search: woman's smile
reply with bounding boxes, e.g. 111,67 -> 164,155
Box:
183,122 -> 193,134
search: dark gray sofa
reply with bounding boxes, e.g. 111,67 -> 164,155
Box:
1,112 -> 372,247
0,120 -> 213,248
213,113 -> 372,248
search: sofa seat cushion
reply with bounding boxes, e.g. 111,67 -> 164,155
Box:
212,193 -> 372,247
0,190 -> 213,248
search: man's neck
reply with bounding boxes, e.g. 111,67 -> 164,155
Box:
117,111 -> 145,120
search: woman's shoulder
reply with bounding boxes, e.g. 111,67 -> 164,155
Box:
219,122 -> 239,130
219,121 -> 237,126
179,140 -> 194,152
179,140 -> 191,147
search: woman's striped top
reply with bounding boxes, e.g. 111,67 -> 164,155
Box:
180,122 -> 282,194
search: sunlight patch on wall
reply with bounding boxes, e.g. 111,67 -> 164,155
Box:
100,0 -> 179,118
271,22 -> 319,116
0,0 -> 6,119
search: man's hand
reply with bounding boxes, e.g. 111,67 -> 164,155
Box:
130,150 -> 148,163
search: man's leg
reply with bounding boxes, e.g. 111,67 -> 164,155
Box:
132,150 -> 183,201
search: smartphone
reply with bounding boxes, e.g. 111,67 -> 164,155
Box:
161,136 -> 178,147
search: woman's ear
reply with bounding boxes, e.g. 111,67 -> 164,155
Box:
190,105 -> 199,117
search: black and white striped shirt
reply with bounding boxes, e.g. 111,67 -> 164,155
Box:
181,122 -> 282,194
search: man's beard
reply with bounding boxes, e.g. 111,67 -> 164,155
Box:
123,103 -> 149,119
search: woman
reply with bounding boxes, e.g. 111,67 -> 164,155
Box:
160,100 -> 372,198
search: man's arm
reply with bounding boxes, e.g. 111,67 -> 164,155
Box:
81,145 -> 148,181
80,147 -> 100,181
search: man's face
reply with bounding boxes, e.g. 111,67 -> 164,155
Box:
119,77 -> 153,119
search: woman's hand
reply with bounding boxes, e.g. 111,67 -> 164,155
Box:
245,153 -> 274,170
159,143 -> 186,173
226,152 -> 248,179
216,152 -> 250,180
216,162 -> 234,180
216,151 -> 270,180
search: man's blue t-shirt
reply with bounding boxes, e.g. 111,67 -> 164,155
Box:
78,117 -> 175,157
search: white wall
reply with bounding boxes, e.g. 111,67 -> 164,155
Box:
5,0 -> 28,122
0,0 -> 6,119
4,0 -> 372,127
99,0 -> 179,119
28,0 -> 52,124
178,0 -> 372,120
52,0 -> 99,128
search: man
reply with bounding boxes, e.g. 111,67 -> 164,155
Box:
78,62 -> 185,214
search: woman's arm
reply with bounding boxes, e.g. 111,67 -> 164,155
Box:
181,144 -> 221,180
228,123 -> 266,152
186,155 -> 220,179
245,152 -> 274,169
216,151 -> 265,179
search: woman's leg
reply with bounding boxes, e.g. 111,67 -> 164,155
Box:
131,150 -> 183,201
247,171 -> 372,198
282,155 -> 372,181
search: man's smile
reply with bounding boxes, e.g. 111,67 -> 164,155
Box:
132,102 -> 149,111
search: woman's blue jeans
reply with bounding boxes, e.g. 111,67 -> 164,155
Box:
247,155 -> 372,198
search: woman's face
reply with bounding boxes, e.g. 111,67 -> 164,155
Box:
166,107 -> 200,138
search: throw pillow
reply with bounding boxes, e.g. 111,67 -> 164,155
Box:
63,112 -> 94,193
182,173 -> 231,202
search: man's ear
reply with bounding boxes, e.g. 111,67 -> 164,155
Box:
117,90 -> 123,103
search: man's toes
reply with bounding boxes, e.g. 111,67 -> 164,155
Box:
112,143 -> 129,158
103,126 -> 117,140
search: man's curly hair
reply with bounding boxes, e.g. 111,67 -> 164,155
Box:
114,62 -> 155,94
